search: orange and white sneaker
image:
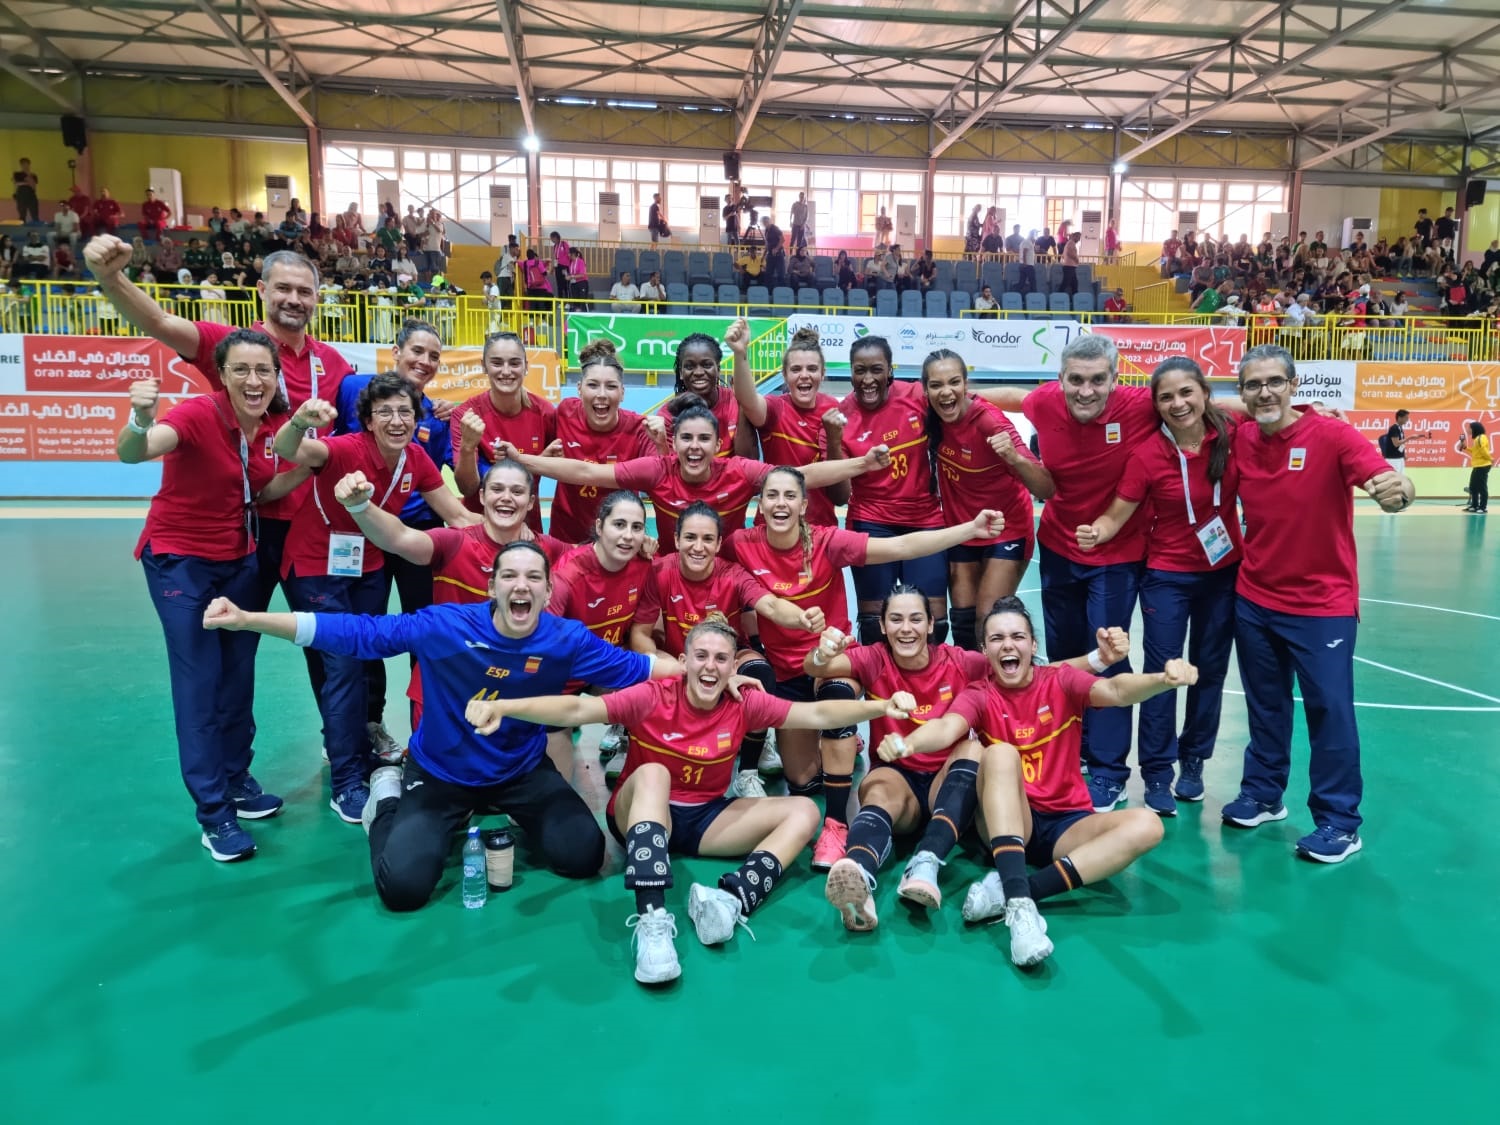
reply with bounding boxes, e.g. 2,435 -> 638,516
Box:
825,857 -> 878,932
896,849 -> 945,909
810,816 -> 848,871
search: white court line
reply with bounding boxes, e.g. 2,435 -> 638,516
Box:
1222,688 -> 1500,713
1360,597 -> 1500,623
1351,655 -> 1500,704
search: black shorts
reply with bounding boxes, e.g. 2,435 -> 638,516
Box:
608,795 -> 735,856
773,674 -> 856,738
948,537 -> 1031,566
1026,808 -> 1092,866
866,762 -> 939,820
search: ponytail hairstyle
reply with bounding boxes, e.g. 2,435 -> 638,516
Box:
577,337 -> 625,385
589,490 -> 648,542
483,329 -> 531,409
921,348 -> 967,499
1151,357 -> 1232,483
685,611 -> 739,653
982,594 -> 1036,643
783,324 -> 824,375
761,466 -> 814,576
879,582 -> 929,652
672,332 -> 724,396
665,391 -> 721,438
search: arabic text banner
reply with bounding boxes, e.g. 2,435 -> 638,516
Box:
786,315 -> 1080,373
1089,324 -> 1247,378
1348,408 -> 1499,468
1352,362 -> 1500,413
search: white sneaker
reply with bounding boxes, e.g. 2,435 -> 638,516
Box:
961,871 -> 1007,923
687,883 -> 752,946
757,735 -> 783,777
604,745 -> 629,784
897,849 -> 945,909
598,723 -> 628,762
367,721 -> 406,764
363,765 -> 403,836
1004,897 -> 1053,966
730,769 -> 767,799
824,857 -> 879,932
627,906 -> 681,984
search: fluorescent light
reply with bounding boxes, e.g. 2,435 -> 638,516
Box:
522,134 -> 541,152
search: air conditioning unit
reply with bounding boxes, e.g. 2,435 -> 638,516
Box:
1178,211 -> 1199,236
598,191 -> 621,241
489,184 -> 513,245
264,174 -> 294,223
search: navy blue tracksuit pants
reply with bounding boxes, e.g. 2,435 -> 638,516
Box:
142,548 -> 260,828
1136,565 -> 1238,778
1038,546 -> 1141,783
283,567 -> 388,796
1233,594 -> 1363,832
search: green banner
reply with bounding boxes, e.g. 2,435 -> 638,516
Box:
566,313 -> 780,371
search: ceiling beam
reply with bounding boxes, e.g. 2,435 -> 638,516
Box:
245,0 -> 311,88
1297,79 -> 1500,169
933,1 -> 1038,122
1120,0 -> 1416,162
930,0 -> 1111,159
1118,1 -> 1292,127
733,0 -> 804,151
190,0 -> 315,127
0,47 -> 80,112
493,0 -> 536,136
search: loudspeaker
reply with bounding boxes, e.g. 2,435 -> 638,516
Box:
1466,179 -> 1487,208
722,151 -> 740,181
61,114 -> 88,153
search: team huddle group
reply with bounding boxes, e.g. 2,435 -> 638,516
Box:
86,232 -> 1416,984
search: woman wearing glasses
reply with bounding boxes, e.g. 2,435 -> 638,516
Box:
273,372 -> 476,825
119,328 -> 307,861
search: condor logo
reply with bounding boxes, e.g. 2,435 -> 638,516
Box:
485,666 -> 511,680
1013,725 -> 1036,740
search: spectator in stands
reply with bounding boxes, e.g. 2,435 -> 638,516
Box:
890,244 -> 915,293
974,285 -> 999,315
333,203 -> 363,249
153,236 -> 183,277
964,205 -> 983,257
14,231 -> 52,280
402,205 -> 424,254
874,206 -> 893,248
140,189 -> 171,243
723,193 -> 741,245
205,206 -> 227,238
861,247 -> 884,299
334,243 -> 360,276
424,208 -> 447,274
835,250 -> 857,294
52,241 -> 77,279
521,247 -> 552,308
12,158 -> 39,224
648,193 -> 670,242
1103,287 -> 1129,316
1061,231 -> 1082,295
790,191 -> 809,250
0,235 -> 13,281
494,235 -> 518,298
549,231 -> 571,296
761,215 -> 787,288
225,208 -> 248,239
789,246 -> 816,289
1192,280 -> 1230,316
1413,208 -> 1433,248
568,247 -> 589,301
1017,231 -> 1037,293
1004,224 -> 1024,255
92,188 -> 124,237
306,211 -> 327,242
183,237 -> 212,279
284,198 -> 308,229
51,198 -> 82,256
610,270 -> 642,313
377,215 -> 403,258
1035,226 -> 1056,260
1482,239 -> 1500,279
1189,259 -> 1214,299
639,270 -> 665,309
1435,206 -> 1458,246
1105,221 -> 1120,263
915,248 -> 936,294
737,243 -> 764,290
390,246 -> 418,281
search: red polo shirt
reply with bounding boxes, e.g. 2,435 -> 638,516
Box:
1116,429 -> 1243,573
1232,411 -> 1388,617
1023,381 -> 1157,564
191,320 -> 351,522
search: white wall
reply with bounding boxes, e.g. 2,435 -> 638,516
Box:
1298,184 -> 1379,245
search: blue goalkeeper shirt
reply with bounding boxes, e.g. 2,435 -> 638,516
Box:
296,603 -> 651,786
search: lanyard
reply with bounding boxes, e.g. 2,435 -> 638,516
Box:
1162,424 -> 1219,527
313,445 -> 406,526
211,395 -> 260,545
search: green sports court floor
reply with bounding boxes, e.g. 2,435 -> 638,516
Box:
2,502 -> 1494,1121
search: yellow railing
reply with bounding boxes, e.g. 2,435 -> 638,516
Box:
5,280 -> 1493,366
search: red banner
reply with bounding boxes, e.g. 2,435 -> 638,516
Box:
1346,408 -> 1500,468
1091,324 -> 1247,378
24,336 -> 215,397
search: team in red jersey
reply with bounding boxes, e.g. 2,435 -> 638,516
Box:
884,598 -> 1188,967
1076,358 -> 1244,815
453,331 -> 557,531
273,374 -> 476,823
729,320 -> 849,526
120,329 -> 306,860
922,350 -> 1055,652
1220,345 -> 1411,865
546,492 -> 659,649
632,502 -> 824,797
466,616 -> 913,985
653,331 -> 747,459
547,341 -> 664,542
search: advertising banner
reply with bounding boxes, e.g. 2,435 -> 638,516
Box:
786,314 -> 1081,374
1089,324 -> 1246,378
1352,362 -> 1500,413
566,314 -> 779,372
1346,409 -> 1499,468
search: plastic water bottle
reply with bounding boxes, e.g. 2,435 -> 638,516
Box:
462,826 -> 488,909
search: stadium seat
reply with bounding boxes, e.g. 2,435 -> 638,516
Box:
687,252 -> 712,286
814,256 -> 835,284
981,261 -> 1005,294
718,283 -> 742,308
933,260 -> 954,290
772,286 -> 795,308
666,281 -> 689,305
925,290 -> 948,318
1024,292 -> 1047,317
875,289 -> 898,316
949,290 -> 972,316
691,283 -> 716,314
637,250 -> 661,276
1073,292 -> 1095,313
955,260 -> 978,292
612,249 -> 637,277
1048,293 -> 1072,314
900,290 -> 923,318
821,287 -> 844,309
711,253 -> 736,286
747,285 -> 771,316
798,287 -> 821,308
1001,291 -> 1024,314
845,290 -> 872,315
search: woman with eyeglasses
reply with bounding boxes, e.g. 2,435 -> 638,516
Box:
273,372 -> 476,826
119,328 -> 308,862
453,331 -> 557,534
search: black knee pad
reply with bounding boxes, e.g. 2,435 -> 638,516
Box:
814,678 -> 859,739
950,606 -> 979,652
930,617 -> 950,646
856,612 -> 883,646
786,775 -> 825,797
740,657 -> 776,692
